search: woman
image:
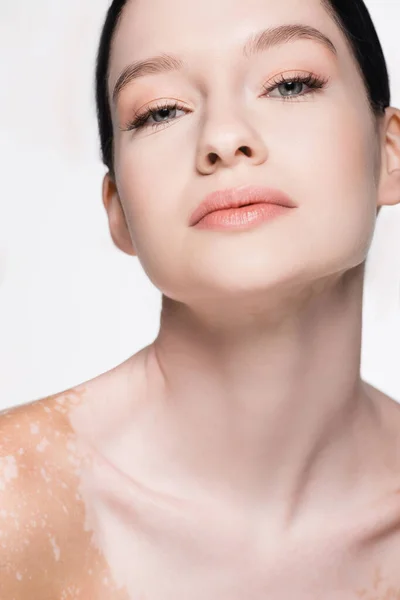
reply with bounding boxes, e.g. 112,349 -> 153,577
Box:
1,0 -> 400,597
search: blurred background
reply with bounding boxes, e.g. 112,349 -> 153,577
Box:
0,0 -> 399,409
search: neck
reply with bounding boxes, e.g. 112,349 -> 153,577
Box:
141,264 -> 385,524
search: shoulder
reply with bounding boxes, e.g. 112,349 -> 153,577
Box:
0,379 -> 123,598
0,386 -> 85,596
0,353 -> 147,597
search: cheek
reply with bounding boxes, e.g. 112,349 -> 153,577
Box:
114,136 -> 192,270
115,138 -> 163,214
116,129 -> 192,225
278,103 -> 379,268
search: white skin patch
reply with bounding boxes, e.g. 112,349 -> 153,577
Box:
30,423 -> 39,435
36,437 -> 50,453
40,467 -> 51,483
60,585 -> 81,599
0,455 -> 18,490
66,441 -> 76,452
49,535 -> 61,561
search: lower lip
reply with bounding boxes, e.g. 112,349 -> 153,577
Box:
193,203 -> 293,230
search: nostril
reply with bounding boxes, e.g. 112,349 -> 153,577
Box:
239,146 -> 251,157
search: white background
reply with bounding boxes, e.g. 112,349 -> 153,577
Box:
0,0 -> 399,410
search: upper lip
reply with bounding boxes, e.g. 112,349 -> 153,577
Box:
189,184 -> 297,226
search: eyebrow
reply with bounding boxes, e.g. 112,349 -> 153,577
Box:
111,23 -> 337,105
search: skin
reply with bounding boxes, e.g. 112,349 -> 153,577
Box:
2,0 -> 400,597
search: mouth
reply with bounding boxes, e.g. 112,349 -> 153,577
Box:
189,184 -> 297,226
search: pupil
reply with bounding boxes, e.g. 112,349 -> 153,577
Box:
283,81 -> 302,95
155,107 -> 174,122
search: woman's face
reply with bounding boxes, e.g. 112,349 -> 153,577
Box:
106,0 -> 382,306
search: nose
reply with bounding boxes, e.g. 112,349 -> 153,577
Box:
195,104 -> 268,175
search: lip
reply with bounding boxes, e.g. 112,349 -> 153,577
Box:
189,185 -> 297,226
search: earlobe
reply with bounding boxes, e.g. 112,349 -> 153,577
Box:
102,173 -> 137,256
376,107 -> 400,209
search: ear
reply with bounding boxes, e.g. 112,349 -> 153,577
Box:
102,173 -> 136,256
376,107 -> 400,209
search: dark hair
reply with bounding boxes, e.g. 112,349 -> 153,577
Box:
95,0 -> 391,179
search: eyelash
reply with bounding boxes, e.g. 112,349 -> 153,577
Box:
124,71 -> 329,132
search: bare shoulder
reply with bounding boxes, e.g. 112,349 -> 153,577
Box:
0,364 -> 136,599
0,385 -> 88,596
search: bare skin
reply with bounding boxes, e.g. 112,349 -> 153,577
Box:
2,0 -> 400,596
2,359 -> 400,599
0,385 -> 128,600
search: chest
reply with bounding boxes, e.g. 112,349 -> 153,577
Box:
76,454 -> 400,600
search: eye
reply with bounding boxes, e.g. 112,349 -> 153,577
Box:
262,72 -> 329,101
123,100 -> 188,132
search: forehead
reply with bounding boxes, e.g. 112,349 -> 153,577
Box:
108,0 -> 346,94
